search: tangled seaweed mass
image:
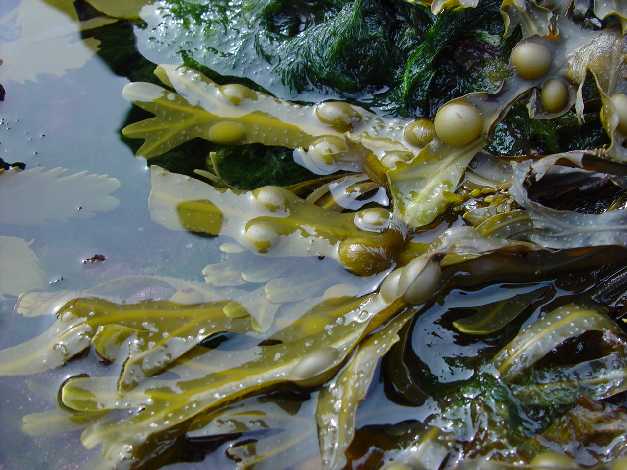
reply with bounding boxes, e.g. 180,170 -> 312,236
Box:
1,0 -> 627,468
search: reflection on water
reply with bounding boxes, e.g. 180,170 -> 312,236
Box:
0,1 -> 224,466
0,1 -> 626,469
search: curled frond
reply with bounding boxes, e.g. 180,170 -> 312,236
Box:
493,304 -> 626,380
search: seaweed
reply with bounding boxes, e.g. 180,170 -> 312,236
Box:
1,0 -> 627,467
316,310 -> 412,469
209,145 -> 313,190
452,286 -> 554,336
136,0 -> 515,115
493,304 -> 626,380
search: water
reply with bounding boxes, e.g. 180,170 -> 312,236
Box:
0,1 -> 224,466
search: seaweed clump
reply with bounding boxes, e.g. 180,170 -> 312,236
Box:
0,0 -> 626,468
